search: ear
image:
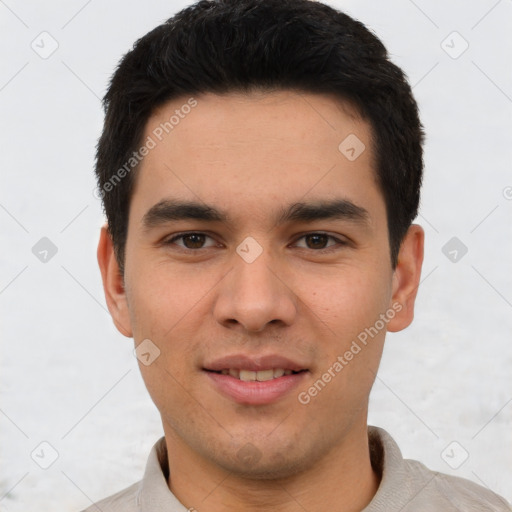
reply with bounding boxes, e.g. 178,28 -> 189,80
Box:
97,224 -> 133,338
386,224 -> 425,332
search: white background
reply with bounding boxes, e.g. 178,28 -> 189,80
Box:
1,1 -> 511,510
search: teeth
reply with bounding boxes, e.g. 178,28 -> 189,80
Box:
256,369 -> 274,382
220,368 -> 296,381
239,370 -> 257,381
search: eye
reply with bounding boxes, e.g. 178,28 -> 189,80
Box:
293,233 -> 347,252
162,231 -> 347,253
163,232 -> 218,250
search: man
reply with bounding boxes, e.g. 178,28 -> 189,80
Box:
87,0 -> 511,510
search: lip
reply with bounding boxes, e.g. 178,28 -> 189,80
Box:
205,370 -> 308,405
203,354 -> 307,373
203,353 -> 310,405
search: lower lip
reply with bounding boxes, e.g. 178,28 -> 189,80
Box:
204,371 -> 308,405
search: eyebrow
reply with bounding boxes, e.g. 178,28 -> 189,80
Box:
141,198 -> 370,231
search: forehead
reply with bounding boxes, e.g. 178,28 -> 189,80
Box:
147,90 -> 371,159
130,90 -> 384,229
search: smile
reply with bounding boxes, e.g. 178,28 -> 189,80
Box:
212,368 -> 304,381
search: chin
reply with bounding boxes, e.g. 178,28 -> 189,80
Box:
216,447 -> 314,481
229,462 -> 304,481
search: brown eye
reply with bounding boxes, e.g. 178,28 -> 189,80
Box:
294,233 -> 345,252
180,233 -> 206,249
164,232 -> 217,250
304,234 -> 330,249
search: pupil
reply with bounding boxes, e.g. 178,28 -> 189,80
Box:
184,234 -> 205,248
307,234 -> 327,249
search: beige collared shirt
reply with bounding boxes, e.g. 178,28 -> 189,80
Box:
81,426 -> 511,511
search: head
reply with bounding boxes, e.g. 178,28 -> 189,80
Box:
97,0 -> 424,481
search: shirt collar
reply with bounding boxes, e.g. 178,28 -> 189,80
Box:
138,437 -> 188,511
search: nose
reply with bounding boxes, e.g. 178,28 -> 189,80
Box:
213,244 -> 298,333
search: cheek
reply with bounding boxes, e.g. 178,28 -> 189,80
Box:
126,260 -> 209,387
298,266 -> 390,341
296,265 -> 390,400
126,258 -> 206,341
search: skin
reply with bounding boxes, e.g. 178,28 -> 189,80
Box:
98,90 -> 424,512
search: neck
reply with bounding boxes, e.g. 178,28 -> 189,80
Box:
163,422 -> 380,512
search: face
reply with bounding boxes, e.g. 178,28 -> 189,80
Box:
99,90 -> 423,479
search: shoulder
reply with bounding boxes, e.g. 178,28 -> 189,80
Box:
367,427 -> 511,512
80,480 -> 141,512
403,457 -> 512,511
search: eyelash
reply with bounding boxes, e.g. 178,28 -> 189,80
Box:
162,232 -> 348,254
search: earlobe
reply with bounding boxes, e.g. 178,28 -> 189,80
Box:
386,224 -> 425,333
97,224 -> 133,338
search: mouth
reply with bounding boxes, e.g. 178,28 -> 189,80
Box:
202,354 -> 309,405
205,368 -> 307,381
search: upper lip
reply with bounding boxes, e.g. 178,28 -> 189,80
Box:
204,354 -> 308,372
